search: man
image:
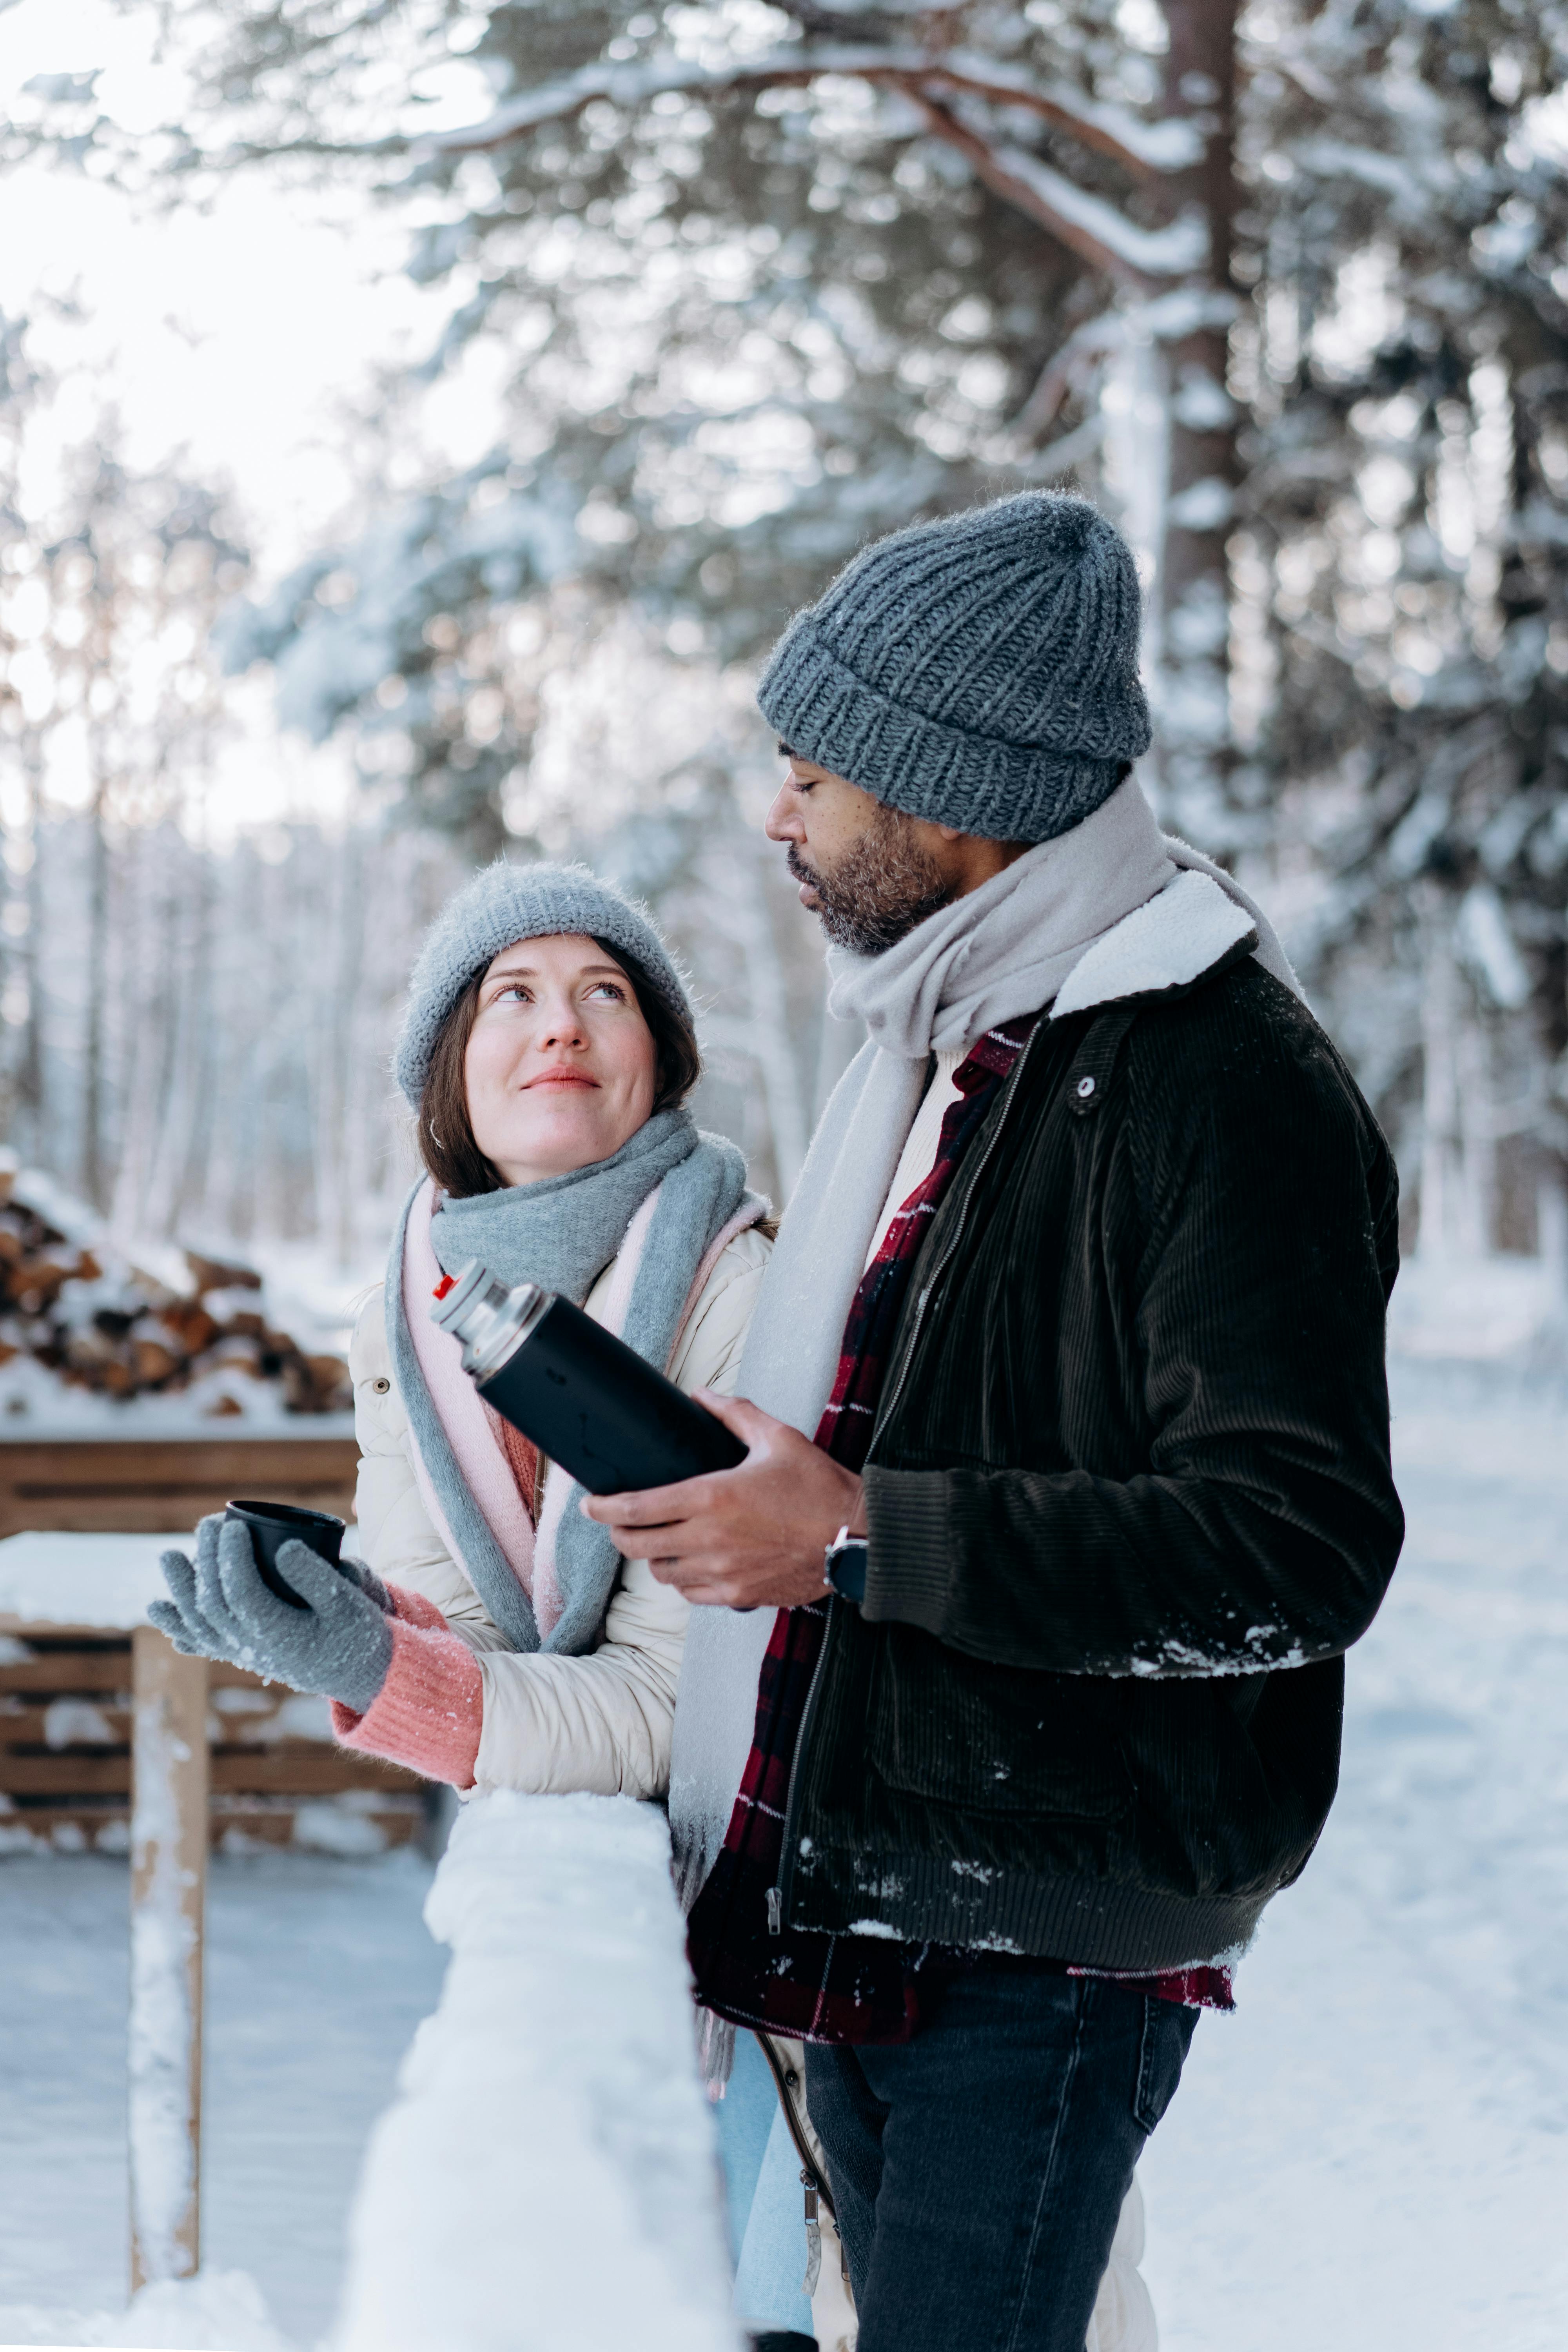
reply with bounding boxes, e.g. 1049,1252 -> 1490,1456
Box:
587,491 -> 1403,2352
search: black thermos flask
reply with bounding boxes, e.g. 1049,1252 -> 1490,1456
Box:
430,1259 -> 747,1494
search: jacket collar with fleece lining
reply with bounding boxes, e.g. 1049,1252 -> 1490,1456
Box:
1051,867 -> 1279,1022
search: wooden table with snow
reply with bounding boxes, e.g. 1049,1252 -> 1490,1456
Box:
0,1531 -> 183,1632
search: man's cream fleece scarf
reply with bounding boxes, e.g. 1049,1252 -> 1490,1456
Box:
668,779 -> 1298,1907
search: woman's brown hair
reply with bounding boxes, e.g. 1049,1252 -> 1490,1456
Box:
416,936 -> 702,1198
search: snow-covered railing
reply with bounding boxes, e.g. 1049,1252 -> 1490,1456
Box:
331,1790 -> 739,2352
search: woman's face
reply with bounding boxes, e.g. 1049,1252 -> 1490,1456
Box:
464,933 -> 659,1187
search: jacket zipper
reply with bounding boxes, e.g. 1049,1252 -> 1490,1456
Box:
769,1023 -> 1051,1936
771,1622 -> 830,1927
756,2031 -> 836,2222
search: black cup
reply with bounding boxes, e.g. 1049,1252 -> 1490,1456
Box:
225,1499 -> 345,1609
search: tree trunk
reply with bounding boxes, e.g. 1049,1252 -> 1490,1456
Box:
16,730 -> 45,1148
1157,0 -> 1241,836
83,756 -> 111,1209
700,825 -> 812,1203
321,828 -> 368,1269
1417,892 -> 1493,1260
170,856 -> 220,1236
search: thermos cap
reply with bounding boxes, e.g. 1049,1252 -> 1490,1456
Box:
430,1259 -> 552,1382
428,1259 -> 496,1329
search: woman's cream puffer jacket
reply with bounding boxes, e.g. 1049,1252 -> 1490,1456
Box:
348,1223 -> 769,1802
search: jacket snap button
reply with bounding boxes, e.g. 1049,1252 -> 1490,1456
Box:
372,1377 -> 391,1394
1075,1075 -> 1096,1099
785,2068 -> 800,2090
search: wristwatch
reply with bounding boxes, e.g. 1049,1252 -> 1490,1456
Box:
823,1522 -> 869,1606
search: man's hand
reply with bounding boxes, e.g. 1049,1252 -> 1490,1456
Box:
580,1391 -> 864,1610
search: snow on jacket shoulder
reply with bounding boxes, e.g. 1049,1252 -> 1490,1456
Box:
348,1220 -> 769,1802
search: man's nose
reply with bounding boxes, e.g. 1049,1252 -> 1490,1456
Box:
764,782 -> 804,842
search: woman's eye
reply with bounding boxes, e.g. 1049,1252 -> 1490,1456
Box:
587,982 -> 625,1002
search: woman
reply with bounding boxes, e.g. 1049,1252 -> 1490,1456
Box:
151,858 -> 770,1804
155,861 -> 822,2342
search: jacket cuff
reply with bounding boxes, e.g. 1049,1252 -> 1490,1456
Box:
383,1580 -> 448,1634
332,1616 -> 483,1788
860,1466 -> 956,1635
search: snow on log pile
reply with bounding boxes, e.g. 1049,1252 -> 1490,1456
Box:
332,1789 -> 740,2352
0,1153 -> 352,1428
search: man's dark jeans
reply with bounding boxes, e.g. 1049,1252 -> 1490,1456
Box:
804,1967 -> 1197,2352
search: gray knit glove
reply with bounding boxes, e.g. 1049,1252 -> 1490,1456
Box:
151,1514 -> 394,1713
154,1514 -> 394,1659
153,1513 -> 246,1664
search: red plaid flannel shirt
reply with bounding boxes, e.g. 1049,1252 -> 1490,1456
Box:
687,1014 -> 1233,2043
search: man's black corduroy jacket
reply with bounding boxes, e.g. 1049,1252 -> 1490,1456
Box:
781,926 -> 1404,1971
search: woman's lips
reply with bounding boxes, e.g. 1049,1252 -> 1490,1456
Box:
524,1070 -> 599,1089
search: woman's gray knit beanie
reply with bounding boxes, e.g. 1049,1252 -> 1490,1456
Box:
757,491 -> 1152,843
394,860 -> 694,1108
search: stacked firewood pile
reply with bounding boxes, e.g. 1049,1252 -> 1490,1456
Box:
0,1167 -> 352,1416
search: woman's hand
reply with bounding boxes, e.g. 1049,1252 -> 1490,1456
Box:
580,1392 -> 864,1610
154,1513 -> 250,1665
151,1514 -> 394,1713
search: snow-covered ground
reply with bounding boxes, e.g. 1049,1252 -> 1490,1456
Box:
1142,1354 -> 1568,2352
0,1849 -> 445,2345
0,1351 -> 1563,2350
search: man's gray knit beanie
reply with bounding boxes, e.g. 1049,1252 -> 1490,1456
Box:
394,860 -> 694,1108
757,491 -> 1152,843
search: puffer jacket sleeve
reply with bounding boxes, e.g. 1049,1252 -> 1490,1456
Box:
351,1226 -> 770,1800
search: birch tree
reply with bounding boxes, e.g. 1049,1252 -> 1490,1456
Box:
0,383 -> 248,1209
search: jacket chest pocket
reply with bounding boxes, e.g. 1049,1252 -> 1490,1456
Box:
867,1626 -> 1130,1820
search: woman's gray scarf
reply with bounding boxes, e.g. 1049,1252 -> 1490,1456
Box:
669,779 -> 1300,1909
386,1107 -> 752,1655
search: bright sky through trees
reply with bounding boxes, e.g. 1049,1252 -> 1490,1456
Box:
0,0 -> 514,568
1,0 -> 534,838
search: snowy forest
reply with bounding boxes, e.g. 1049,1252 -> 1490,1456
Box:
4,0 -> 1568,1290
3,11 -> 1568,2348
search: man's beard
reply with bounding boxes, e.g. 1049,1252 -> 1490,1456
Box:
787,804 -> 956,955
